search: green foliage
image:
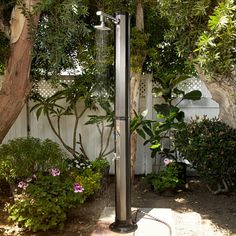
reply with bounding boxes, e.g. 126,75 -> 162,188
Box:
89,0 -> 136,17
8,174 -> 81,231
85,99 -> 114,158
1,138 -> 103,232
175,116 -> 236,189
31,0 -> 90,81
0,137 -> 68,183
75,168 -> 101,197
158,0 -> 236,78
130,27 -> 149,72
145,162 -> 184,193
91,158 -> 110,173
85,100 -> 113,126
7,167 -> 102,232
158,0 -> 212,57
31,73 -> 96,120
30,74 -> 98,159
31,79 -> 115,160
138,75 -> 201,158
0,32 -> 9,71
0,64 -> 4,74
131,109 -> 149,138
195,0 -> 236,77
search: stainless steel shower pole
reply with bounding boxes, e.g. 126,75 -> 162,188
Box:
109,12 -> 137,233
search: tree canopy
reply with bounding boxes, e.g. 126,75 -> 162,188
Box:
0,0 -> 236,143
158,0 -> 236,79
1,0 -> 235,80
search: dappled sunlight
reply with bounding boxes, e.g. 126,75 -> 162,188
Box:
174,197 -> 186,204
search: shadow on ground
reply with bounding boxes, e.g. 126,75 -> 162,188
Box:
0,177 -> 236,236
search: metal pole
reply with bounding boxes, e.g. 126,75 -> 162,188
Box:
109,12 -> 137,233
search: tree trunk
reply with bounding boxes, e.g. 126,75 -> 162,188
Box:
130,72 -> 141,180
136,0 -> 144,31
0,1 -> 40,143
130,0 -> 145,180
195,64 -> 236,128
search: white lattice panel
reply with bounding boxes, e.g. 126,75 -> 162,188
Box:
140,76 -> 209,98
35,78 -> 74,98
139,79 -> 146,97
177,77 -> 202,94
35,76 -> 209,99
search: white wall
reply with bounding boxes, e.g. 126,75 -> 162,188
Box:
2,77 -> 220,175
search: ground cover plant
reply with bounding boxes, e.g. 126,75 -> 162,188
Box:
145,159 -> 185,193
0,137 -> 103,232
175,116 -> 236,194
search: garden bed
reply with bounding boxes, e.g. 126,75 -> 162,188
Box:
0,177 -> 236,236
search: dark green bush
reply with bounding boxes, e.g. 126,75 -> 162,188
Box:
91,158 -> 110,173
0,137 -> 68,183
175,116 -> 236,193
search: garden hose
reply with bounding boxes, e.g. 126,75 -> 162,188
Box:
132,209 -> 172,236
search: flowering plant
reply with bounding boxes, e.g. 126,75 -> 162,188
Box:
67,158 -> 92,172
49,168 -> 61,176
7,167 -> 91,232
74,183 -> 84,193
1,138 -> 102,232
0,137 -> 69,194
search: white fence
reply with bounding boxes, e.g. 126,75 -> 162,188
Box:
2,76 -> 219,174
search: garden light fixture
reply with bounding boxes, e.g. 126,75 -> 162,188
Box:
95,11 -> 137,233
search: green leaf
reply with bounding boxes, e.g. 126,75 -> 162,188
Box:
36,107 -> 43,120
154,104 -> 170,116
150,143 -> 161,149
176,111 -> 185,122
173,87 -> 184,96
183,90 -> 202,100
30,103 -> 43,112
151,148 -> 158,158
152,87 -> 163,97
136,128 -> 146,139
143,125 -> 153,137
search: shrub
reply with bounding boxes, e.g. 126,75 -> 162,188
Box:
0,137 -> 68,183
75,168 -> 101,197
7,168 -> 102,232
145,162 -> 184,193
0,137 -> 103,232
67,158 -> 92,173
91,158 -> 110,173
175,116 -> 236,193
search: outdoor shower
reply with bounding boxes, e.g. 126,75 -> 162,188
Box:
95,11 -> 138,233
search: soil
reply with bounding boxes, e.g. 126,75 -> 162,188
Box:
0,177 -> 236,236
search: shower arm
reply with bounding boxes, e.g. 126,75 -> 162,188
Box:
96,11 -> 120,25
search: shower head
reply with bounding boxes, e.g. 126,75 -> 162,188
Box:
94,11 -> 119,31
94,21 -> 111,31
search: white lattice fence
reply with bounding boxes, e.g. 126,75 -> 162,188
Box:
34,77 -> 74,98
3,75 -> 219,175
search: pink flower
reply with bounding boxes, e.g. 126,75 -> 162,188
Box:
18,181 -> 28,190
164,158 -> 173,166
74,183 -> 84,193
49,168 -> 60,176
